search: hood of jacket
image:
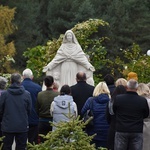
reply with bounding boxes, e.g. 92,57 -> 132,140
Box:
54,95 -> 74,109
8,83 -> 25,95
94,93 -> 109,104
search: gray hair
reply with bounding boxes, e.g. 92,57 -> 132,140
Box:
127,79 -> 138,89
0,76 -> 8,89
11,73 -> 22,84
22,68 -> 33,79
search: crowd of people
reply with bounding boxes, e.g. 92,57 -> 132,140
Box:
0,69 -> 150,150
0,29 -> 149,150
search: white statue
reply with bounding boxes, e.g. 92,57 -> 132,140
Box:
43,30 -> 95,90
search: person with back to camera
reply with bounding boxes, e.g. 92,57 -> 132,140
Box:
106,85 -> 126,150
81,82 -> 110,149
113,79 -> 149,150
115,78 -> 127,88
36,76 -> 59,143
137,83 -> 150,150
71,71 -> 94,117
43,30 -> 95,89
0,76 -> 7,96
0,73 -> 32,150
127,72 -> 138,81
0,76 -> 8,138
21,68 -> 42,144
50,84 -> 77,131
104,74 -> 116,96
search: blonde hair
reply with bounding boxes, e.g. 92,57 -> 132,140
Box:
137,83 -> 150,98
115,78 -> 127,87
93,81 -> 111,98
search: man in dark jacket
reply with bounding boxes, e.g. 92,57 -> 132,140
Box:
113,79 -> 149,150
36,76 -> 59,142
103,74 -> 116,96
22,68 -> 42,144
71,72 -> 94,117
0,73 -> 32,150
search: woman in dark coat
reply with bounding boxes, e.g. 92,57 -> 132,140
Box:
106,85 -> 126,150
81,82 -> 110,149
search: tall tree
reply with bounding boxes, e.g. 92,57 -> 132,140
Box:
107,0 -> 150,51
91,0 -> 150,54
0,5 -> 16,74
1,0 -> 150,71
1,0 -> 45,69
73,0 -> 95,22
46,0 -> 78,38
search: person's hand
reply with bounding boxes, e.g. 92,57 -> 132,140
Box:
43,66 -> 49,72
89,66 -> 95,72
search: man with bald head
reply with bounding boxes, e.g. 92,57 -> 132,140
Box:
71,71 -> 94,117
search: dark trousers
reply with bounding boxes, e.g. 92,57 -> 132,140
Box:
28,125 -> 38,144
114,132 -> 143,150
38,122 -> 52,143
91,139 -> 107,149
2,132 -> 27,150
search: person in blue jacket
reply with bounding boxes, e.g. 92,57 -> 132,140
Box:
0,73 -> 32,150
22,68 -> 42,144
81,81 -> 110,149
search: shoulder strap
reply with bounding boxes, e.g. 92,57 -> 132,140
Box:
108,100 -> 114,115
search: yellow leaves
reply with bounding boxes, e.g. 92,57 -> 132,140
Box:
0,5 -> 16,74
0,5 -> 16,35
73,19 -> 108,32
72,19 -> 109,41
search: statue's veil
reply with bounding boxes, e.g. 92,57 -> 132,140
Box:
62,30 -> 79,44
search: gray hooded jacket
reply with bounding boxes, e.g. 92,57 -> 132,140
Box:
52,95 -> 76,130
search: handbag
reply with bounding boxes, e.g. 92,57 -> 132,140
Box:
83,97 -> 94,128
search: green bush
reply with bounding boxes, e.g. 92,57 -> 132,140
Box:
27,116 -> 107,150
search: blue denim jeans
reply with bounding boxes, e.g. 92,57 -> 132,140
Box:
2,132 -> 27,150
114,132 -> 143,150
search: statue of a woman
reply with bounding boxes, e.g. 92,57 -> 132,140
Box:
43,30 -> 95,90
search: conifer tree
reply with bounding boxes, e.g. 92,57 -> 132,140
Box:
27,115 -> 107,150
